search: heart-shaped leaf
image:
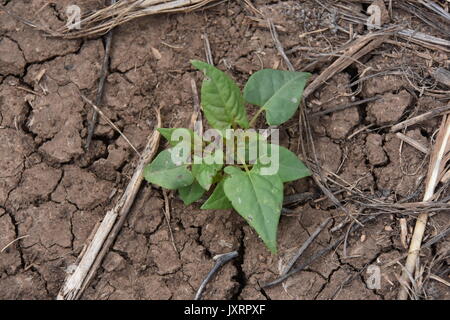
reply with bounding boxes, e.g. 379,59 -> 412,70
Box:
191,60 -> 249,129
179,180 -> 205,205
223,166 -> 283,253
243,69 -> 310,125
144,149 -> 193,190
255,144 -> 311,182
192,153 -> 223,190
201,180 -> 232,210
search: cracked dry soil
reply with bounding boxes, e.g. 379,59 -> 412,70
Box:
0,0 -> 449,300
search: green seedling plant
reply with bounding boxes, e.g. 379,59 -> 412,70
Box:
144,60 -> 311,253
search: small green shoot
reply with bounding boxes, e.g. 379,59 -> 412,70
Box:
144,60 -> 311,253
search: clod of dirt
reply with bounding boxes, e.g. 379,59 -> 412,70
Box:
0,129 -> 34,205
0,37 -> 26,76
149,241 -> 182,275
39,128 -> 84,163
338,138 -> 375,191
0,78 -> 28,128
127,191 -> 164,235
342,217 -> 393,270
71,208 -> 104,251
367,90 -> 412,124
316,268 -> 381,300
113,228 -> 148,266
90,159 -> 118,182
51,166 -> 114,210
25,40 -> 104,90
8,163 -> 62,209
238,286 -> 266,300
374,132 -> 426,197
26,82 -> 82,139
366,133 -> 388,166
1,1 -> 81,64
15,202 -> 76,251
359,56 -> 406,97
0,272 -> 49,300
315,137 -> 343,173
266,271 -> 327,300
0,213 -> 22,275
102,252 -> 126,273
106,145 -> 129,170
316,73 -> 360,139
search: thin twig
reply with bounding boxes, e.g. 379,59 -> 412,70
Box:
282,218 -> 332,275
1,235 -> 29,253
81,95 -> 141,156
309,96 -> 381,117
162,189 -> 178,254
194,251 -> 238,300
396,132 -> 430,154
85,0 -> 116,150
391,104 -> 450,132
268,18 -> 294,71
202,33 -> 214,66
303,32 -> 389,98
190,78 -> 203,137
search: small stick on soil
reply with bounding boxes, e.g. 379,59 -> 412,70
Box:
283,192 -> 317,206
268,18 -> 294,71
400,217 -> 409,249
309,96 -> 381,117
57,108 -> 161,300
383,224 -> 450,269
81,95 -> 141,156
85,0 -> 116,150
190,78 -> 203,136
398,115 -> 450,300
1,235 -> 29,253
194,251 -> 238,300
282,218 -> 332,275
429,274 -> 450,287
162,189 -> 178,254
432,67 -> 450,88
303,32 -> 389,98
202,33 -> 214,66
390,104 -> 450,132
396,132 -> 430,154
347,124 -> 374,140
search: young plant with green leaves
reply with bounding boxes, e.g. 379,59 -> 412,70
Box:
144,60 -> 311,253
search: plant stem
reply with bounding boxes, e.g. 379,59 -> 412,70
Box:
249,108 -> 264,127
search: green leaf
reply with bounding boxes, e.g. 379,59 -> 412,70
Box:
223,166 -> 283,253
255,144 -> 311,182
201,180 -> 232,210
143,149 -> 193,190
192,153 -> 223,190
179,180 -> 205,205
158,128 -> 201,147
243,69 -> 310,125
191,60 -> 249,129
